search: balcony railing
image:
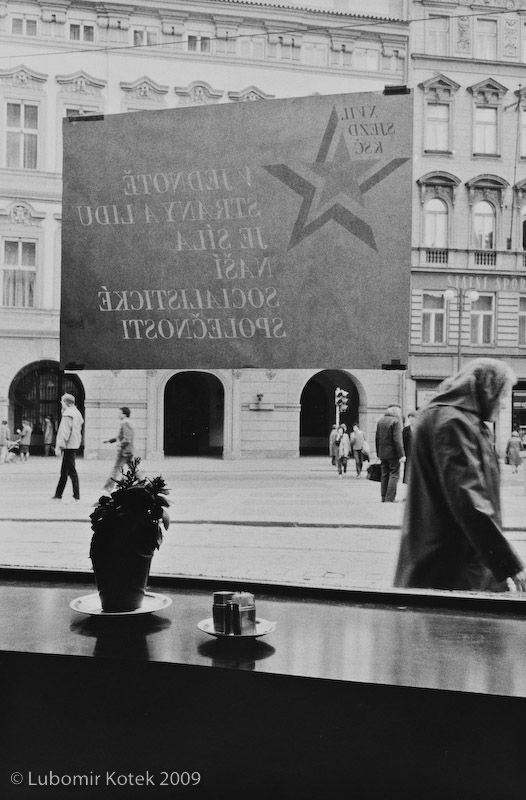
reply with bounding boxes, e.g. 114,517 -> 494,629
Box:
474,251 -> 496,266
425,248 -> 448,264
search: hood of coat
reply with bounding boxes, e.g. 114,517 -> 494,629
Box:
428,358 -> 515,421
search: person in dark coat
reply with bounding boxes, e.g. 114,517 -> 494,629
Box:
402,411 -> 416,485
394,358 -> 526,593
375,404 -> 405,502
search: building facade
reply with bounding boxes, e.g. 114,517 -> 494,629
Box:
409,0 -> 526,447
0,0 -> 409,458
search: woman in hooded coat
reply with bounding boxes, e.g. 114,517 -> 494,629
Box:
394,358 -> 526,593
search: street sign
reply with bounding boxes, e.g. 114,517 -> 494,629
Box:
61,90 -> 413,370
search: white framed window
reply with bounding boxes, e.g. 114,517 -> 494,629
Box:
427,16 -> 449,55
187,34 -> 211,54
2,238 -> 36,308
473,201 -> 496,249
353,48 -> 379,71
268,36 -> 301,61
422,292 -> 447,344
519,297 -> 526,345
330,44 -> 352,68
474,106 -> 498,154
424,199 -> 448,248
216,33 -> 236,56
475,19 -> 497,60
239,36 -> 265,59
133,28 -> 158,47
470,293 -> 495,344
69,23 -> 94,42
304,44 -> 327,66
6,102 -> 38,170
425,103 -> 450,151
12,17 -> 38,36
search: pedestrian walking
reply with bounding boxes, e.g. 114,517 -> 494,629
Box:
505,431 -> 522,474
328,424 -> 338,466
335,425 -> 351,477
394,358 -> 526,592
17,419 -> 32,462
0,420 -> 10,464
375,405 -> 405,502
52,393 -> 83,501
43,416 -> 55,456
350,423 -> 365,477
402,411 -> 416,485
103,406 -> 135,492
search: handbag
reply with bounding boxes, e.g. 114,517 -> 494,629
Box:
366,462 -> 382,482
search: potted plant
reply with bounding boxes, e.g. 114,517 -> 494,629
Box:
89,458 -> 171,612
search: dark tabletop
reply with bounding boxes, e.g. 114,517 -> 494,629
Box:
1,577 -> 526,698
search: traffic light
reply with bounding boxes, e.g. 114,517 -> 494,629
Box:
335,387 -> 349,413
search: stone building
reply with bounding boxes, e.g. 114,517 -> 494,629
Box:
0,0 -> 410,459
409,0 -> 526,448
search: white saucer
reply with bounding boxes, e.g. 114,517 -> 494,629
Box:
197,617 -> 276,639
70,591 -> 172,617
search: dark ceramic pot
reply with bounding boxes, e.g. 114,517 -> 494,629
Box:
91,547 -> 153,612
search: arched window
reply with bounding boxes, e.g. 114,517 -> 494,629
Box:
424,198 -> 448,248
473,200 -> 495,250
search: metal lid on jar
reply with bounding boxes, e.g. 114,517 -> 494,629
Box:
213,591 -> 236,605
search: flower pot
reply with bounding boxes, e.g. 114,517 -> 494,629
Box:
91,546 -> 153,613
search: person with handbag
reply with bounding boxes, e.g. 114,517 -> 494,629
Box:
335,425 -> 351,477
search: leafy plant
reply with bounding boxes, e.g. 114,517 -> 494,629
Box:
90,458 -> 171,557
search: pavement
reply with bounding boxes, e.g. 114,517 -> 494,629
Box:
1,455 -> 526,590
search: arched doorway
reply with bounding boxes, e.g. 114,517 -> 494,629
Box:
9,361 -> 85,455
299,370 -> 359,455
164,372 -> 224,456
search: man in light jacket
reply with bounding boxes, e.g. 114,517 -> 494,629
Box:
52,393 -> 84,501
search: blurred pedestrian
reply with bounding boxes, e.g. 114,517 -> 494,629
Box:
505,431 -> 522,474
335,425 -> 351,477
17,419 -> 33,462
350,423 -> 365,478
402,411 -> 416,485
43,416 -> 55,456
394,358 -> 526,592
103,406 -> 134,492
52,394 -> 83,501
0,420 -> 10,464
328,424 -> 338,466
375,405 -> 405,502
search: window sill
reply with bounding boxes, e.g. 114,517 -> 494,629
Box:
472,153 -> 501,159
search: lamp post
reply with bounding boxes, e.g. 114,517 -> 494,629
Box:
444,287 -> 479,372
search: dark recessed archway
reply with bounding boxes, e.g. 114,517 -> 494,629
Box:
164,372 -> 224,456
299,370 -> 360,455
8,361 -> 85,455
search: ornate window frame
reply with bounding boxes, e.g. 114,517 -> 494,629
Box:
0,66 -> 47,172
417,171 -> 461,250
468,78 -> 508,159
466,174 -> 509,250
419,73 -> 460,155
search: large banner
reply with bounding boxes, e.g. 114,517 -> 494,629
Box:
61,90 -> 412,369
